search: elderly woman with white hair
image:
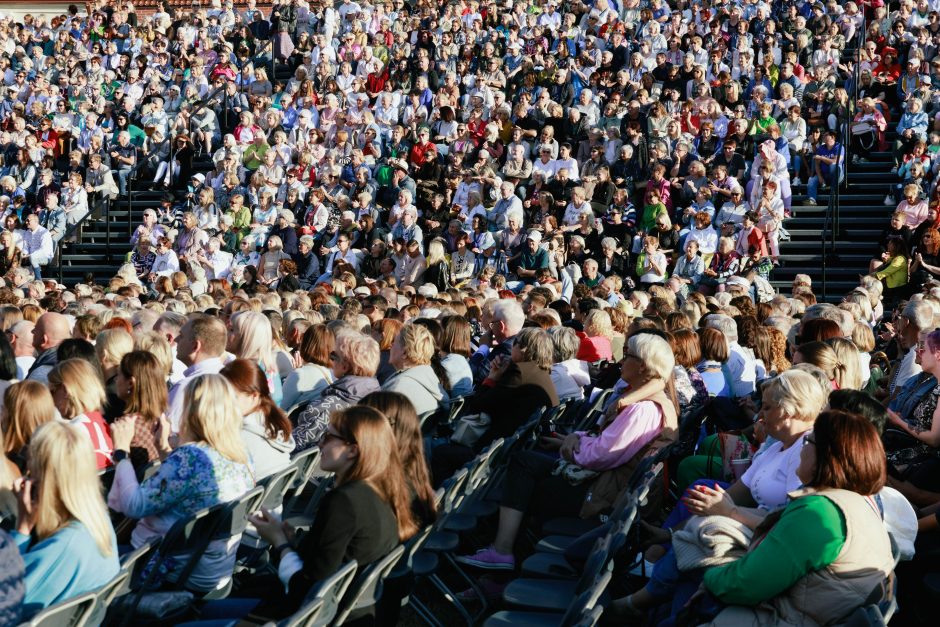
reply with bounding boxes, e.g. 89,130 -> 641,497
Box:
458,333 -> 678,570
548,326 -> 591,402
293,332 -> 382,452
130,208 -> 167,247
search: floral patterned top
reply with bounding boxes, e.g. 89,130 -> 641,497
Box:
887,383 -> 940,467
108,442 -> 255,592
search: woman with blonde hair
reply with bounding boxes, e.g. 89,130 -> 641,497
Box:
114,351 -> 170,469
133,331 -> 175,382
794,341 -> 848,389
578,308 -> 615,362
825,337 -> 864,390
96,328 -> 135,422
382,323 -> 450,416
228,310 -> 283,405
108,374 -> 254,593
1,381 -> 57,471
257,235 -> 291,285
12,422 -> 119,615
48,360 -> 113,470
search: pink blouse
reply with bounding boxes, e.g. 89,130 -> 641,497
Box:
573,400 -> 663,471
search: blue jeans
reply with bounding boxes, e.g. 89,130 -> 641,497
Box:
807,163 -> 843,201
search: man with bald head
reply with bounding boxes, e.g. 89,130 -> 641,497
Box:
9,320 -> 35,379
26,312 -> 71,384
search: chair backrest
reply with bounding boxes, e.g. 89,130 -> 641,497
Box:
163,486 -> 265,592
83,570 -> 131,627
115,537 -> 161,595
331,545 -> 406,626
465,438 -> 504,493
575,389 -> 613,432
258,464 -> 301,512
559,570 -> 611,627
567,604 -> 605,627
438,467 -> 470,514
23,591 -> 96,627
288,447 -> 322,500
279,561 -> 358,627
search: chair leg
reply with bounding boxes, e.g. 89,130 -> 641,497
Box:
441,553 -> 493,621
428,574 -> 476,627
408,592 -> 446,627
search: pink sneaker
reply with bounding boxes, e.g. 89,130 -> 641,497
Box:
455,546 -> 515,570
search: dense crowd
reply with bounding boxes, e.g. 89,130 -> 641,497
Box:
0,0 -> 939,625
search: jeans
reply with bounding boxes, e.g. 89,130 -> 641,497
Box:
807,163 -> 843,201
29,254 -> 50,279
117,167 -> 134,195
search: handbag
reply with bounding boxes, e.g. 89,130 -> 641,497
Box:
552,459 -> 600,486
852,121 -> 875,135
450,412 -> 491,447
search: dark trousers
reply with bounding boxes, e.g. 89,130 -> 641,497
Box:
501,449 -> 589,521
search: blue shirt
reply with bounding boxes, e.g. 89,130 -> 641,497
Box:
16,522 -> 119,618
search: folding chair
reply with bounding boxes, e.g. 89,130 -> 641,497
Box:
332,545 -> 406,625
118,486 -> 265,626
82,571 -> 130,627
20,591 -> 96,627
482,571 -> 611,627
284,448 -> 322,512
534,461 -> 658,555
257,464 -> 301,512
522,502 -> 638,580
500,529 -> 624,612
276,561 -> 358,627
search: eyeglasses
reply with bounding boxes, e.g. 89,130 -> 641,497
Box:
320,430 -> 353,446
623,351 -> 639,360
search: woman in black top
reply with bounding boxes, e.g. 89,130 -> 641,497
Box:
191,406 -> 417,624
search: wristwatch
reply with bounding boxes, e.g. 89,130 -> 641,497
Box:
113,449 -> 129,463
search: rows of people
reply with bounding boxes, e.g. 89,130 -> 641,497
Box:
0,0 -> 939,625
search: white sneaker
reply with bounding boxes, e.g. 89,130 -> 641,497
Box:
805,197 -> 817,205
885,195 -> 895,206
793,177 -> 802,187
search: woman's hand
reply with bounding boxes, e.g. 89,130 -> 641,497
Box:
111,415 -> 137,453
13,476 -> 36,536
559,433 -> 581,461
682,483 -> 737,518
249,507 -> 289,547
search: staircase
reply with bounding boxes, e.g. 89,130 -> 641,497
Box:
58,60 -> 297,284
777,138 -> 896,302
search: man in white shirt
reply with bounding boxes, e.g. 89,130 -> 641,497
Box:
22,214 -> 54,279
889,300 -> 934,395
196,237 -> 234,280
167,316 -> 228,432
